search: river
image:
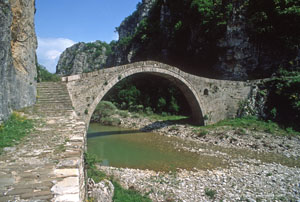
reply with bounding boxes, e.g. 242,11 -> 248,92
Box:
87,123 -> 229,171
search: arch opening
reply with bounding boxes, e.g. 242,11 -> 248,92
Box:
86,68 -> 204,126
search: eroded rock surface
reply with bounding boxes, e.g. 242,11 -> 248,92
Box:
0,0 -> 37,122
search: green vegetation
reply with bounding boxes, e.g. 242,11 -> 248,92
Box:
113,0 -> 300,77
264,67 -> 300,131
0,112 -> 34,154
204,188 -> 217,199
104,75 -> 190,116
246,0 -> 300,51
196,116 -> 299,136
91,101 -> 121,126
112,181 -> 152,202
85,152 -> 151,201
37,64 -> 61,82
84,152 -> 106,183
141,113 -> 187,122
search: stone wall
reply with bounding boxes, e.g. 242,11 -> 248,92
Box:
0,0 -> 37,122
63,61 -> 256,126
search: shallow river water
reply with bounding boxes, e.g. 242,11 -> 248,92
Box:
87,123 -> 300,172
87,123 -> 229,171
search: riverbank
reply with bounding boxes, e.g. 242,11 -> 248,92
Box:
100,161 -> 300,201
89,110 -> 300,201
110,111 -> 300,158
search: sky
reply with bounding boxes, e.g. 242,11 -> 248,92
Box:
35,0 -> 141,73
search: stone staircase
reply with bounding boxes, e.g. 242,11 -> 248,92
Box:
0,82 -> 86,202
35,82 -> 74,117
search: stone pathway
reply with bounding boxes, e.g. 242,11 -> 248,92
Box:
0,82 -> 86,202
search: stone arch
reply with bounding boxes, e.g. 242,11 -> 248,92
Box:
86,66 -> 205,126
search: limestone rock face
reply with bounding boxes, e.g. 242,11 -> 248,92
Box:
214,1 -> 287,80
0,0 -> 37,122
56,41 -> 110,76
0,0 -> 14,122
111,0 -> 156,65
113,0 -> 298,80
118,0 -> 155,39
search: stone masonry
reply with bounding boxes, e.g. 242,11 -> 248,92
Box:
63,61 -> 256,126
0,82 -> 86,202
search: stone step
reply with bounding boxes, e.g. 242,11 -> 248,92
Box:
37,82 -> 64,86
38,90 -> 68,93
37,99 -> 71,102
34,106 -> 73,110
36,102 -> 72,105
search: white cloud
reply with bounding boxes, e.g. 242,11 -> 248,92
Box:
112,32 -> 119,41
37,37 -> 76,73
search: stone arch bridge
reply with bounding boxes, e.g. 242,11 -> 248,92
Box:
62,61 -> 255,126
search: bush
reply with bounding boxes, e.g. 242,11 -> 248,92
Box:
264,67 -> 300,130
95,101 -> 117,117
118,110 -> 129,118
145,107 -> 153,115
101,117 -> 121,126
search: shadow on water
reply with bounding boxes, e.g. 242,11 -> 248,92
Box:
87,130 -> 141,138
140,117 -> 192,132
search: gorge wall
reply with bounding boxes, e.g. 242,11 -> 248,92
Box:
112,0 -> 299,80
0,0 -> 37,122
56,0 -> 300,80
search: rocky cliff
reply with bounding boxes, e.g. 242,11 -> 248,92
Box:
0,0 -> 37,122
56,41 -> 111,76
112,0 -> 300,80
56,0 -> 299,80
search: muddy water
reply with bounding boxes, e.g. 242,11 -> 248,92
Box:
87,123 -> 300,171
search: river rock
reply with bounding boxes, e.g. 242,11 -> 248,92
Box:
88,178 -> 114,202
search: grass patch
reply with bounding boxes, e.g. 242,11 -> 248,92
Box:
204,188 -> 216,199
0,112 -> 33,154
54,144 -> 66,154
196,116 -> 300,136
112,180 -> 151,202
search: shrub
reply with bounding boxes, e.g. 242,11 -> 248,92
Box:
95,101 -> 117,117
84,152 -> 106,183
197,129 -> 208,137
118,110 -> 129,118
101,117 -> 121,126
264,67 -> 300,130
145,107 -> 153,115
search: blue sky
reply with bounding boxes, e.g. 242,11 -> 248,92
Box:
35,0 -> 141,73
